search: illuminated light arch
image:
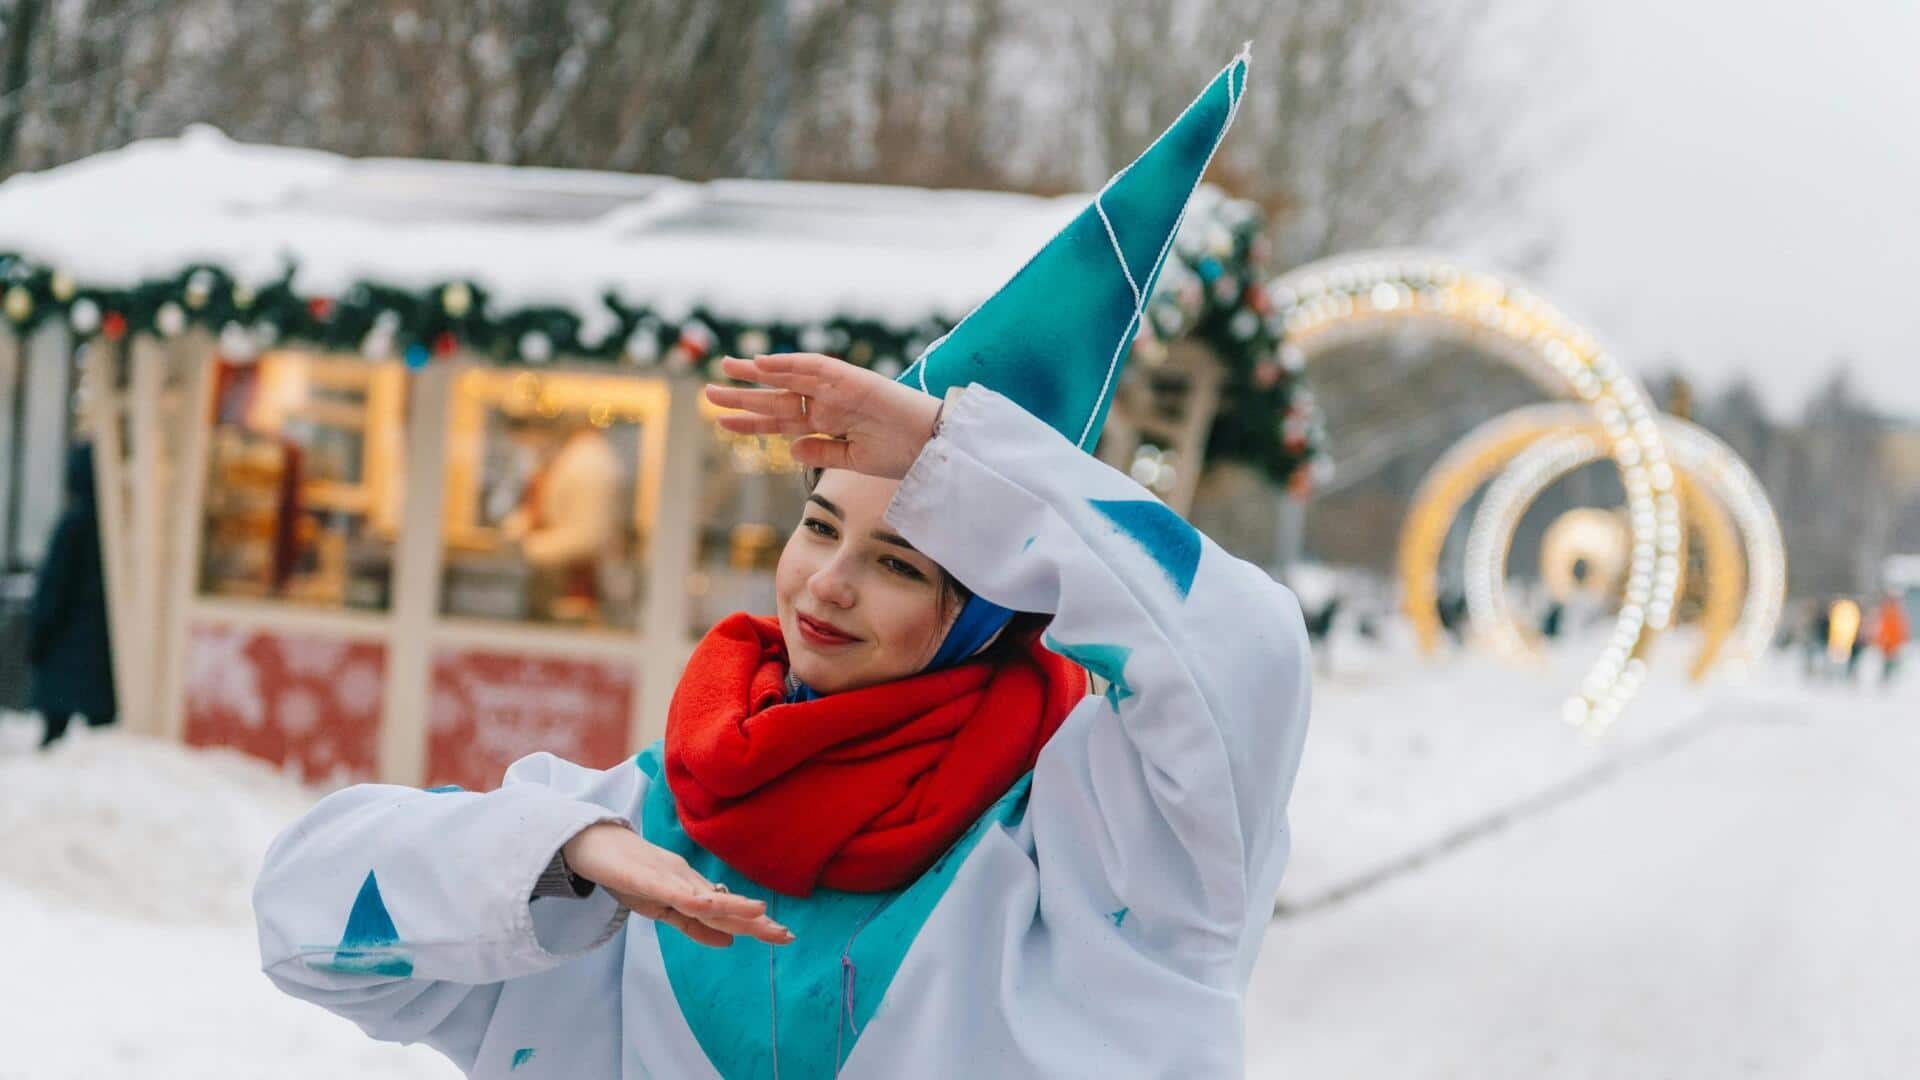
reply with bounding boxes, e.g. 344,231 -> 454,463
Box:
1457,412 -> 1784,689
1463,425 -> 1747,691
1269,251 -> 1682,728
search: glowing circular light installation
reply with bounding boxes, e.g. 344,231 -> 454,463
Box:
1268,252 -> 1683,727
1540,508 -> 1631,606
1451,409 -> 1787,714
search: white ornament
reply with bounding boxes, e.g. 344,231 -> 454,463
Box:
68,298 -> 101,334
736,329 -> 771,357
185,270 -> 215,309
219,321 -> 258,360
519,331 -> 554,364
625,326 -> 661,365
155,302 -> 187,338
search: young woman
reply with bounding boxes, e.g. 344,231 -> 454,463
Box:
255,52 -> 1311,1078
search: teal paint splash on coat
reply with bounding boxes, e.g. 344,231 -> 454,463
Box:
1042,635 -> 1135,712
635,744 -> 1031,1079
1089,498 -> 1202,599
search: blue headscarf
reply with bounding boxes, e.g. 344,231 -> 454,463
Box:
784,596 -> 1015,703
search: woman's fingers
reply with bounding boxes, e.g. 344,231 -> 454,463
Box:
612,885 -> 793,947
718,354 -> 828,396
703,384 -> 808,418
712,412 -> 813,436
662,884 -> 793,945
659,909 -> 734,948
788,435 -> 855,471
678,891 -> 794,945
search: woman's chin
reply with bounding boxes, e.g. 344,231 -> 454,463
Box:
787,652 -> 846,693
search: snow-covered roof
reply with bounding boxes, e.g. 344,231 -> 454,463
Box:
0,126 -> 1084,332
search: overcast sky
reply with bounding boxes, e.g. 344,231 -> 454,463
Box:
1506,0 -> 1920,420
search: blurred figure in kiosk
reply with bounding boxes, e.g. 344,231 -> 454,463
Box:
1871,593 -> 1910,686
501,412 -> 619,624
27,446 -> 116,748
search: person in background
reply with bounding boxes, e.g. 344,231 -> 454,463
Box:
500,414 -> 620,623
1804,602 -> 1831,680
1828,597 -> 1861,682
27,445 -> 117,748
1871,593 -> 1910,687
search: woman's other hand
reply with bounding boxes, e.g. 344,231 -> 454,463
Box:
561,822 -> 794,948
703,353 -> 942,479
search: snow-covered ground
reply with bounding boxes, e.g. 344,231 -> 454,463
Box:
1249,668 -> 1920,1079
2,644 -> 1913,1078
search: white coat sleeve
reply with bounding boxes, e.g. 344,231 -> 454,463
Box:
885,385 -> 1312,981
252,752 -> 645,1070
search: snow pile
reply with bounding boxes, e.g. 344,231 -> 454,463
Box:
0,728 -> 320,924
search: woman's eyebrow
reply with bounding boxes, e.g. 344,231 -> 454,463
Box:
807,494 -> 918,552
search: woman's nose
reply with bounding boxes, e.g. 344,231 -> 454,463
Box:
808,560 -> 857,608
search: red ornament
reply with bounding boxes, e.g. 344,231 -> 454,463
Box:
1288,466 -> 1314,501
1246,284 -> 1272,315
101,311 -> 128,341
433,330 -> 460,356
308,297 -> 335,321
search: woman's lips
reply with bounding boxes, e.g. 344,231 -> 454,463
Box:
797,613 -> 861,647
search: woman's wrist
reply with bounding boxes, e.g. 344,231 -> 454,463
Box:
930,386 -> 966,440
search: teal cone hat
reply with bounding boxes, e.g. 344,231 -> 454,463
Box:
895,48 -> 1250,676
899,47 -> 1250,449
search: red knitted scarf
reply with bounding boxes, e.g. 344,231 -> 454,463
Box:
664,612 -> 1085,896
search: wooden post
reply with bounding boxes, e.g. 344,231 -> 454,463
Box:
377,360 -> 453,785
123,336 -> 168,734
81,338 -> 143,728
636,376 -> 704,748
1164,343 -> 1223,517
158,346 -> 216,743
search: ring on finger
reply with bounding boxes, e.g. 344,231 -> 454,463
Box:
796,393 -> 809,417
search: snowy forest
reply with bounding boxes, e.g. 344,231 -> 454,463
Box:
2,0 -> 1912,596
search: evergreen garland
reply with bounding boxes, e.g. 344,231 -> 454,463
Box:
0,192 -> 1320,488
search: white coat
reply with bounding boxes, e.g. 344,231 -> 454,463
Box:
254,385 -> 1312,1078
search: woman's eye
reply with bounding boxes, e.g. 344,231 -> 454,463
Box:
803,517 -> 837,538
882,557 -> 926,581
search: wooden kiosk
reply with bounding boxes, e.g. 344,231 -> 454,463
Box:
0,129 -> 1287,790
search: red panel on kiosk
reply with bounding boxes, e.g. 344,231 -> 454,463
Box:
426,648 -> 634,792
182,623 -> 385,785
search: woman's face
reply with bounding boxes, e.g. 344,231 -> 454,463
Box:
774,469 -> 956,694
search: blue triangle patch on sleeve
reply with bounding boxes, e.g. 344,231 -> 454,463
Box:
1089,498 -> 1202,600
311,870 -> 414,977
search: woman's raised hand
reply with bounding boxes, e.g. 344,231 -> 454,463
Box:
562,822 -> 794,948
704,353 -> 943,479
